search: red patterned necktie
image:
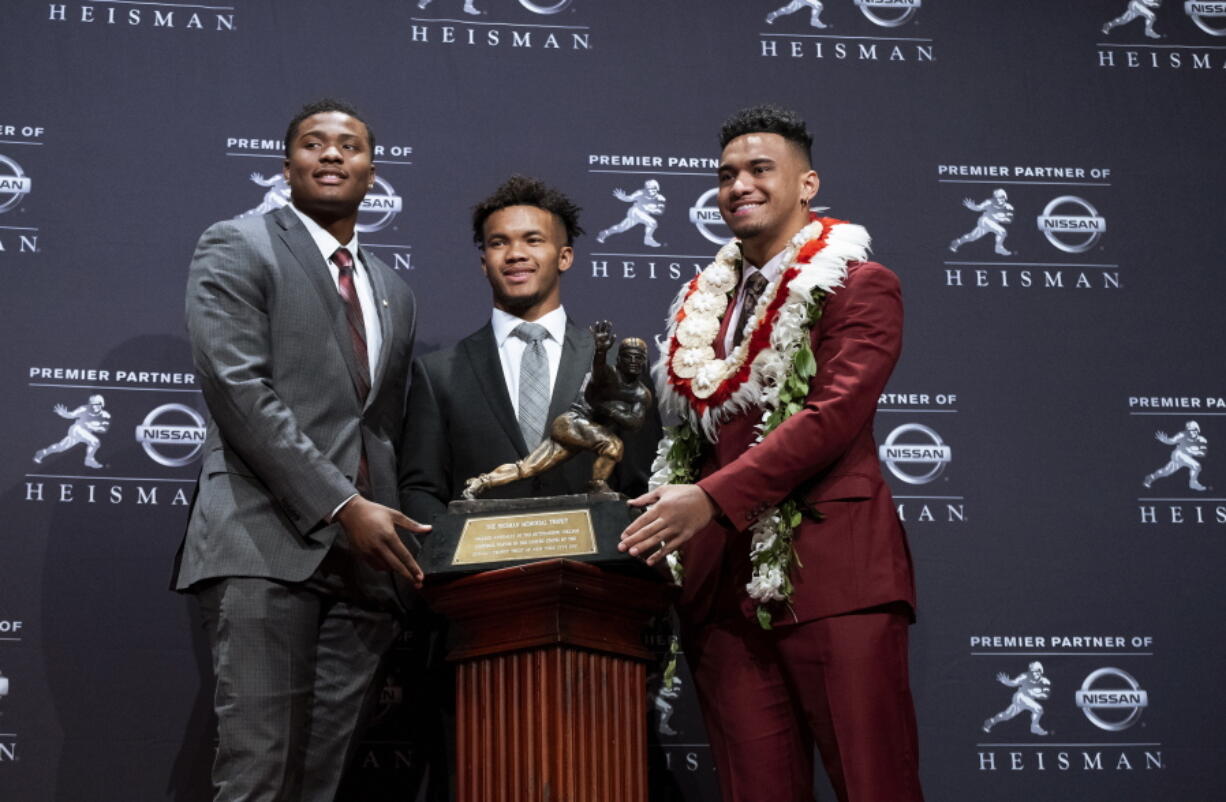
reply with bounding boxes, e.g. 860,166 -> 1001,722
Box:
331,247 -> 372,496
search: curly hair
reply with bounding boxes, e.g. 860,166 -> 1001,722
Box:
472,175 -> 584,246
284,98 -> 375,157
719,104 -> 812,165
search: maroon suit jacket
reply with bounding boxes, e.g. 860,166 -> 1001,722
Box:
681,260 -> 916,628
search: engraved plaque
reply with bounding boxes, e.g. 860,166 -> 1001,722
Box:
452,509 -> 597,566
418,493 -> 653,580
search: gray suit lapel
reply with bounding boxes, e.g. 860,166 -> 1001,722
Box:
360,246 -> 393,408
461,324 -> 529,455
270,207 -> 368,400
551,321 -> 592,421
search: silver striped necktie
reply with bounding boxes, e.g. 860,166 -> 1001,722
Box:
513,321 -> 551,449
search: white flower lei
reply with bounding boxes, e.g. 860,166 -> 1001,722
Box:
649,218 -> 870,625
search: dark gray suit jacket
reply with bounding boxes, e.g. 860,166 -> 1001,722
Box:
398,320 -> 660,524
174,205 -> 417,590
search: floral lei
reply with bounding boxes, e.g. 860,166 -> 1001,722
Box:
648,215 -> 870,628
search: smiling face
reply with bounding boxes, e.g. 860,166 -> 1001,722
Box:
283,110 -> 374,230
480,205 -> 573,321
717,132 -> 819,263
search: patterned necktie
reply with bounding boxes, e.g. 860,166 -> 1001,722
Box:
332,247 -> 372,495
732,270 -> 770,349
512,321 -> 551,450
332,247 -> 371,397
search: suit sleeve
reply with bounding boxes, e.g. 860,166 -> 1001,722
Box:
697,262 -> 902,531
398,356 -> 450,523
186,221 -> 355,531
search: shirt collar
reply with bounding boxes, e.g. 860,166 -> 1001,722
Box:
491,305 -> 568,347
288,203 -> 361,265
743,246 -> 789,287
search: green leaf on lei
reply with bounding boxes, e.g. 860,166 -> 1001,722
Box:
661,635 -> 680,691
785,372 -> 808,398
794,343 -> 818,379
665,424 -> 702,484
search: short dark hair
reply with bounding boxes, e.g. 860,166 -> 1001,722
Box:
719,104 -> 812,165
284,98 -> 376,157
472,175 -> 584,246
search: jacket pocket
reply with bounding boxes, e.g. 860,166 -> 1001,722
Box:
201,447 -> 256,478
804,473 -> 877,504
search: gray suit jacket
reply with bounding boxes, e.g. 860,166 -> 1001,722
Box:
174,205 -> 417,590
398,321 -> 660,524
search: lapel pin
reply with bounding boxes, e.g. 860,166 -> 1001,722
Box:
382,299 -> 389,307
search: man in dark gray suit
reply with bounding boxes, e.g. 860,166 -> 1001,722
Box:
399,175 -> 658,523
174,99 -> 428,802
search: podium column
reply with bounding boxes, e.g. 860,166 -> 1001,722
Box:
427,558 -> 671,802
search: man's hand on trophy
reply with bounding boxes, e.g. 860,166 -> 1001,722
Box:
619,484 -> 717,567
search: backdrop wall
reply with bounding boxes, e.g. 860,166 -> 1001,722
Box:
3,1 -> 1225,799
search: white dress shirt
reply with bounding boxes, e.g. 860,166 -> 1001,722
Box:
722,248 -> 788,355
288,203 -> 383,380
491,305 -> 568,416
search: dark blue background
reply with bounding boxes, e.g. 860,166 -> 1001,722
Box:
2,1 -> 1224,798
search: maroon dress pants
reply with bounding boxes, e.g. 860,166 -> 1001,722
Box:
681,604 -> 923,802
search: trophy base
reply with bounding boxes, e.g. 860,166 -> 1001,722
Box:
419,493 -> 654,581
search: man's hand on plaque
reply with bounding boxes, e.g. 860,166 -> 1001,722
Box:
619,484 -> 716,567
337,496 -> 430,588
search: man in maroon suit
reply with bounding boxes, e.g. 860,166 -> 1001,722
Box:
620,105 -> 922,801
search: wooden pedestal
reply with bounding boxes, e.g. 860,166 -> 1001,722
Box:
427,559 -> 671,802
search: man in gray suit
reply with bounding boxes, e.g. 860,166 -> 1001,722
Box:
174,99 -> 429,802
399,175 -> 658,523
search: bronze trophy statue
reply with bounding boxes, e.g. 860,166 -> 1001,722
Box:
419,321 -> 657,578
463,320 -> 652,499
420,323 -> 673,802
